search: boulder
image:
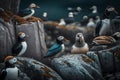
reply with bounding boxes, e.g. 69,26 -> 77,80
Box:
16,21 -> 47,60
0,11 -> 47,62
0,19 -> 16,62
51,54 -> 104,80
17,57 -> 63,80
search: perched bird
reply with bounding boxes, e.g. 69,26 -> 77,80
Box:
71,33 -> 89,54
58,18 -> 66,26
67,6 -> 82,15
17,3 -> 40,19
0,7 -> 4,11
42,12 -> 48,21
90,6 -> 98,14
80,15 -> 89,27
44,36 -> 66,58
0,56 -> 23,80
87,18 -> 96,28
95,6 -> 118,36
92,32 -> 120,45
12,32 -> 28,56
65,12 -> 75,24
89,5 -> 99,19
95,16 -> 101,24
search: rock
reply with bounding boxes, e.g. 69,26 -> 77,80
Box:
0,0 -> 20,13
0,11 -> 47,62
111,19 -> 120,34
17,57 -> 63,80
51,54 -> 104,80
97,45 -> 120,73
16,21 -> 47,60
0,19 -> 16,62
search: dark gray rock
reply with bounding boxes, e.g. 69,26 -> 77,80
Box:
0,19 -> 16,62
0,18 -> 47,62
0,0 -> 20,13
17,57 -> 63,80
51,54 -> 104,80
16,21 -> 47,60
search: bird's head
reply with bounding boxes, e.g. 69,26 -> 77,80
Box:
4,56 -> 23,65
18,32 -> 29,39
43,12 -> 48,17
106,6 -> 118,14
75,33 -> 84,43
76,7 -> 82,11
56,36 -> 68,44
90,6 -> 97,10
112,32 -> 120,40
68,12 -> 74,17
29,3 -> 40,9
83,15 -> 88,20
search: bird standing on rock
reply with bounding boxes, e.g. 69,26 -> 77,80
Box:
95,6 -> 118,36
58,18 -> 66,26
12,32 -> 28,56
44,36 -> 67,58
0,56 -> 23,80
17,3 -> 40,19
71,33 -> 89,54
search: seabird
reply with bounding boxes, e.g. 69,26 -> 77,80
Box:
0,56 -> 23,80
17,3 -> 40,19
12,32 -> 28,56
44,36 -> 67,58
71,33 -> 89,54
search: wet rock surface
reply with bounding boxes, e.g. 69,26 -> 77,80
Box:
51,54 -> 104,80
0,57 -> 63,80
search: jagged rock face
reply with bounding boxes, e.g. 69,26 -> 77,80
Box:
111,19 -> 120,34
0,18 -> 47,62
51,54 -> 104,80
0,57 -> 63,80
16,21 -> 47,60
0,19 -> 16,62
51,45 -> 120,80
17,57 -> 63,80
0,0 -> 20,13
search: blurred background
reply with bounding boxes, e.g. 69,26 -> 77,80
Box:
20,0 -> 120,21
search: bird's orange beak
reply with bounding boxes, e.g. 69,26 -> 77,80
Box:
113,9 -> 118,14
26,35 -> 29,37
64,38 -> 70,42
36,5 -> 40,8
17,61 -> 23,65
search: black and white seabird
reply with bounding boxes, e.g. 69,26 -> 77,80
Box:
17,3 -> 40,19
0,56 -> 23,80
95,6 -> 118,36
12,32 -> 28,56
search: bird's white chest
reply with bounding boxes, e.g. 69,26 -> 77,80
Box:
23,9 -> 35,19
71,43 -> 89,54
87,21 -> 95,28
92,9 -> 97,13
61,44 -> 65,52
59,21 -> 66,25
54,44 -> 65,57
19,41 -> 27,56
99,19 -> 110,35
5,67 -> 19,80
